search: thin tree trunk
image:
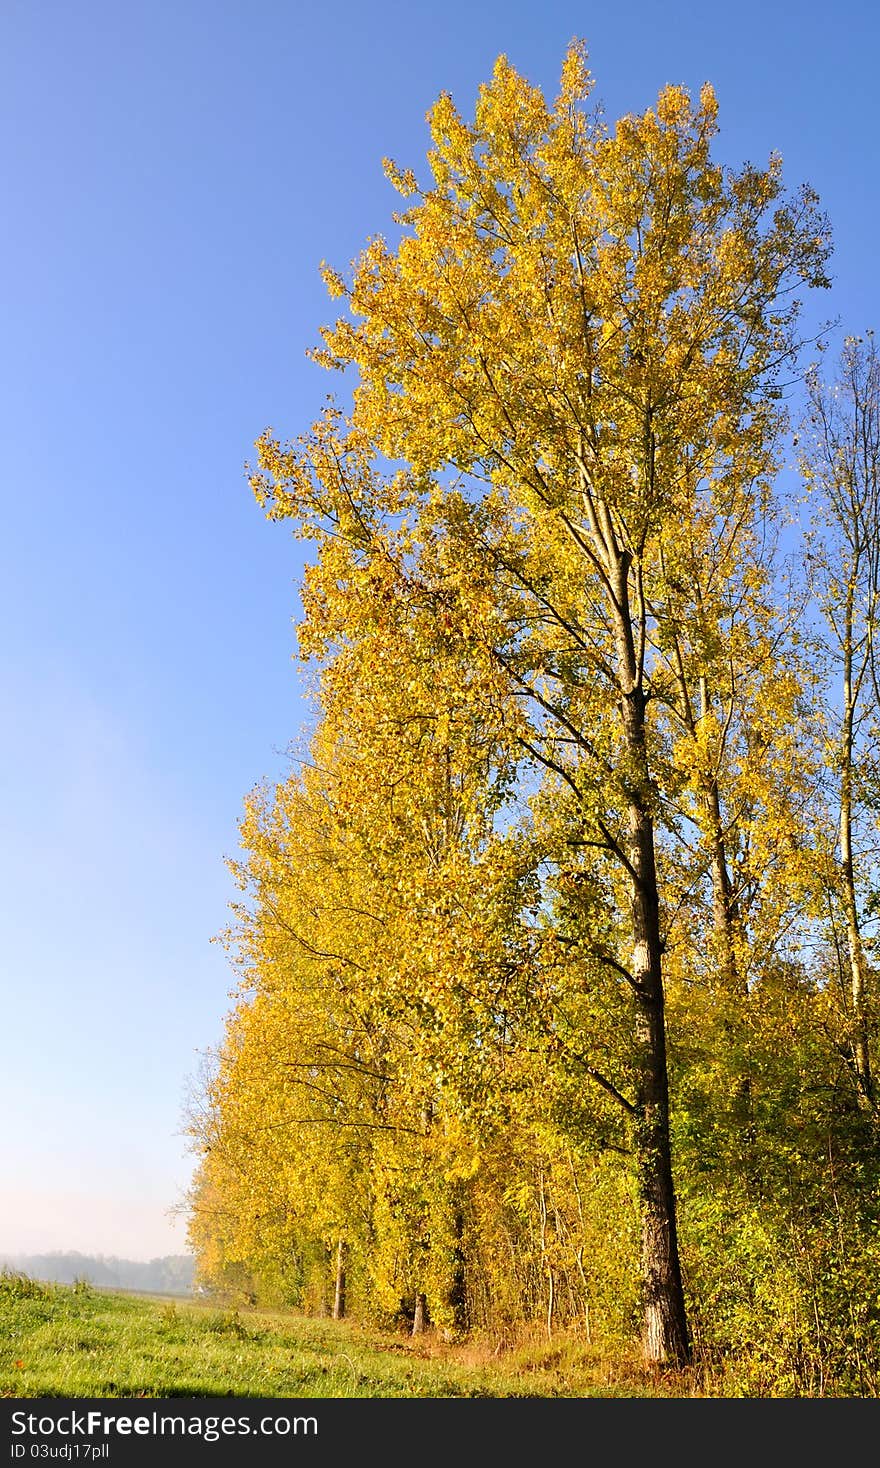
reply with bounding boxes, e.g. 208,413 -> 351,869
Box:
568,1151 -> 594,1343
697,681 -> 754,1131
447,1191 -> 468,1335
668,616 -> 740,991
693,675 -> 741,993
537,1170 -> 553,1341
332,1239 -> 347,1321
841,615 -> 873,1106
412,1292 -> 427,1335
546,1267 -> 555,1343
706,787 -> 738,983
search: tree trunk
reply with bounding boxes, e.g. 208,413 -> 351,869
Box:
412,1291 -> 428,1335
706,791 -> 739,987
627,787 -> 691,1367
332,1239 -> 347,1321
612,552 -> 690,1368
447,1193 -> 468,1335
699,697 -> 754,1131
695,676 -> 741,993
840,655 -> 873,1107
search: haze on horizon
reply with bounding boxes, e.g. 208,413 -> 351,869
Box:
0,1179 -> 189,1263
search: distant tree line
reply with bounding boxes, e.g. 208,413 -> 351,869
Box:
2,1252 -> 195,1295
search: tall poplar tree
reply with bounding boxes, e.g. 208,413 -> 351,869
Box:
249,44 -> 830,1365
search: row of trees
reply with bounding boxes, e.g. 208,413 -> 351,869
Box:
186,46 -> 880,1392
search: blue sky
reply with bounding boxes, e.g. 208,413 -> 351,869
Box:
1,0 -> 878,1260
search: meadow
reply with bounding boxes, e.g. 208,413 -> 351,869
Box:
0,1273 -> 705,1399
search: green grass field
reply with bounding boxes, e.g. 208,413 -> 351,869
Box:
0,1273 -> 702,1398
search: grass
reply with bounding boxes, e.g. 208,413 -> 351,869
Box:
0,1273 -> 708,1398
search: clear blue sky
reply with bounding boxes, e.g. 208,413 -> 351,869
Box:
1,0 -> 878,1261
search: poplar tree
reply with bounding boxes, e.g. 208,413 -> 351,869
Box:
248,43 -> 830,1365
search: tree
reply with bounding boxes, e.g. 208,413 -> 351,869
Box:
248,43 -> 830,1365
802,333 -> 880,1110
